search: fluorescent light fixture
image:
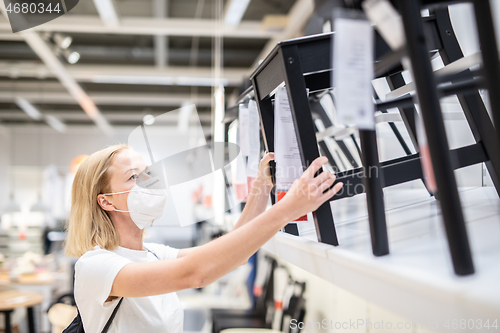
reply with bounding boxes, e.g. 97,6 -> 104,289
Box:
2,194 -> 21,214
31,199 -> 50,212
176,77 -> 229,87
92,75 -> 228,87
53,33 -> 72,49
15,97 -> 43,120
63,49 -> 80,64
46,115 -> 67,133
224,0 -> 251,26
2,200 -> 21,214
93,0 -> 120,27
93,75 -> 175,85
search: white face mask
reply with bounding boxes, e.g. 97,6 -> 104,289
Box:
102,178 -> 168,230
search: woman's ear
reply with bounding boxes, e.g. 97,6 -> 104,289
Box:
97,194 -> 116,212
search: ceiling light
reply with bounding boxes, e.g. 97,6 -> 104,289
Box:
53,33 -> 73,49
2,194 -> 21,214
31,198 -> 50,212
91,75 -> 228,87
224,0 -> 251,26
143,114 -> 155,125
15,97 -> 43,120
46,115 -> 67,133
63,49 -> 80,64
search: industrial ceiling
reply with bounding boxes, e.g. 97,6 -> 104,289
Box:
0,0 -> 314,134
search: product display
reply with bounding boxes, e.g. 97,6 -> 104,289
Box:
248,0 -> 500,275
4,0 -> 500,331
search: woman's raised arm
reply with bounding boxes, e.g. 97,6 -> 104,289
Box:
110,156 -> 343,298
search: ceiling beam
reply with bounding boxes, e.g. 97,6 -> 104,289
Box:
0,32 -> 23,41
0,110 -> 212,122
0,62 -> 248,86
0,91 -> 213,107
250,0 -> 315,71
0,2 -> 113,135
154,0 -> 168,68
0,15 -> 274,39
20,32 -> 114,135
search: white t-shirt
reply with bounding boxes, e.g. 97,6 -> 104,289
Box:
74,242 -> 183,333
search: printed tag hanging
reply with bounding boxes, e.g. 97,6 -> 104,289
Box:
246,100 -> 261,192
333,10 -> 375,130
274,87 -> 307,222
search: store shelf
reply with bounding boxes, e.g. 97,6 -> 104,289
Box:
261,186 -> 500,329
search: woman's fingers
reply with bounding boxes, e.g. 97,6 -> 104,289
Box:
318,175 -> 336,193
312,169 -> 334,186
261,152 -> 275,164
321,181 -> 344,201
259,152 -> 275,168
304,156 -> 329,179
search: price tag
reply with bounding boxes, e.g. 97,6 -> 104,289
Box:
229,120 -> 249,201
246,100 -> 261,178
238,104 -> 250,156
333,10 -> 375,130
274,87 -> 307,221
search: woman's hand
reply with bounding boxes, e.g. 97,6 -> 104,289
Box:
278,156 -> 343,221
255,152 -> 275,192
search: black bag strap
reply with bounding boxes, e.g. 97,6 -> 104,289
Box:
101,248 -> 157,331
145,247 -> 159,260
101,297 -> 123,333
72,271 -> 124,333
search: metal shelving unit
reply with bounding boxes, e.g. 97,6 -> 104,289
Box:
248,0 -> 500,275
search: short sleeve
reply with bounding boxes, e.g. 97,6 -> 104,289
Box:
143,242 -> 179,260
75,249 -> 131,308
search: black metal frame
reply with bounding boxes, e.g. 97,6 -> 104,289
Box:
248,1 -> 500,271
430,7 -> 500,196
397,0 -> 475,275
250,34 -> 340,246
250,32 -> 390,251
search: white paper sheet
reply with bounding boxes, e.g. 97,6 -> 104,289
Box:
229,119 -> 248,201
238,104 -> 250,156
246,100 -> 261,178
333,15 -> 375,130
228,120 -> 247,185
274,87 -> 304,192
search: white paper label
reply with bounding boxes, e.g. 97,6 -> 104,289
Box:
238,104 -> 250,156
333,15 -> 375,130
246,100 -> 261,178
274,87 -> 304,192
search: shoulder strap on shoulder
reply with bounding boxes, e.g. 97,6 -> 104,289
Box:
145,247 -> 160,260
73,267 -> 124,333
101,298 -> 123,333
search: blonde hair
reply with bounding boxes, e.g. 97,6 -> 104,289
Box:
64,144 -> 129,257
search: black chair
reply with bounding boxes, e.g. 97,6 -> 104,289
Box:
211,255 -> 277,333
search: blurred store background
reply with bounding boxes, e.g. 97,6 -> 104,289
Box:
0,0 -> 499,332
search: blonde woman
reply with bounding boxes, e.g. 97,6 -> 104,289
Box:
65,144 -> 343,332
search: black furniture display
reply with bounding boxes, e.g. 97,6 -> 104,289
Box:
248,0 -> 500,275
211,256 -> 276,333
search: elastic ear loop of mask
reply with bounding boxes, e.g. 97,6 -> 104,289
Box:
100,190 -> 167,216
101,189 -> 167,196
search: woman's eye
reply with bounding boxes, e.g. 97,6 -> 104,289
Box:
129,174 -> 138,181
